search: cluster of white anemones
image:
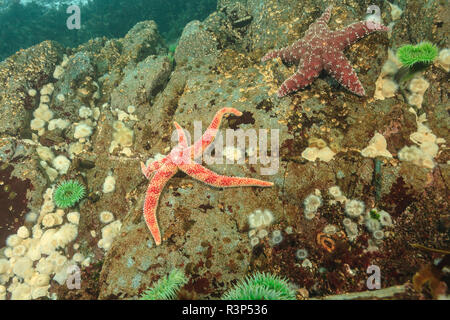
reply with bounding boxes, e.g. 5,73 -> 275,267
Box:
97,220 -> 122,252
96,210 -> 122,251
0,187 -> 90,300
29,73 -> 102,182
405,76 -> 429,109
328,185 -> 347,204
398,111 -> 445,169
361,132 -> 393,159
247,209 -> 274,247
0,184 -> 125,300
342,199 -> 365,241
374,49 -> 402,100
68,102 -> 100,159
301,138 -> 336,163
303,190 -> 322,220
35,145 -> 72,182
363,209 -> 394,253
109,105 -> 136,157
29,81 -> 72,138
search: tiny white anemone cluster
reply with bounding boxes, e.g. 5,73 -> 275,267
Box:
35,141 -> 72,182
98,220 -> 122,251
398,111 -> 445,169
342,217 -> 359,242
47,119 -> 70,131
361,132 -> 393,158
301,138 -> 336,163
269,230 -> 283,246
38,159 -> 56,183
25,212 -> 38,224
328,186 -> 347,204
69,102 -> 100,157
27,89 -> 37,97
109,120 -> 134,156
53,54 -> 68,80
29,83 -> 71,142
303,191 -> 322,220
30,103 -> 53,136
78,106 -> 93,119
0,187 -> 89,300
102,174 -> 116,194
342,199 -> 365,241
407,76 -> 429,109
36,146 -> 55,163
364,208 -> 394,243
302,147 -> 336,162
109,106 -> 136,157
114,106 -> 138,122
248,209 -> 274,247
374,49 -> 401,100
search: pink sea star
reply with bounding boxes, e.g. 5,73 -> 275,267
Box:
261,6 -> 389,97
140,108 -> 273,245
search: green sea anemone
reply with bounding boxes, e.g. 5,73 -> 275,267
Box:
140,269 -> 187,300
222,272 -> 296,300
53,180 -> 86,208
397,42 -> 438,67
168,43 -> 177,54
370,209 -> 380,221
167,43 -> 177,65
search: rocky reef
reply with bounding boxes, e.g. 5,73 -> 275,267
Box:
0,0 -> 448,300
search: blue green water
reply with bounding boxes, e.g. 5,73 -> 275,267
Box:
0,0 -> 217,61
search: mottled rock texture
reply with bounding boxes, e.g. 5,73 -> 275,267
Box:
0,0 -> 448,300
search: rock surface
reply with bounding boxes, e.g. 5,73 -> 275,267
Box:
0,0 -> 448,300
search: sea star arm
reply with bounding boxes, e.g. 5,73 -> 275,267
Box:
316,5 -> 333,24
333,21 -> 389,51
190,107 -> 242,159
277,56 -> 323,97
174,121 -> 188,148
140,158 -> 169,179
324,50 -> 366,96
143,163 -> 178,245
179,161 -> 273,188
261,40 -> 306,65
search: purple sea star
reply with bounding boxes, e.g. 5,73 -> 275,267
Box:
261,6 -> 389,97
